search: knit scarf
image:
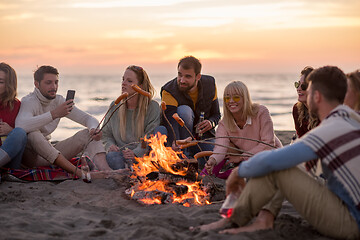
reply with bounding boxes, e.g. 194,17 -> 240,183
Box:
34,87 -> 52,106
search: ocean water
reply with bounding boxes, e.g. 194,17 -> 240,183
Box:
17,73 -> 299,141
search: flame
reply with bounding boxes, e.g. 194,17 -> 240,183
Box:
132,133 -> 187,177
127,133 -> 210,207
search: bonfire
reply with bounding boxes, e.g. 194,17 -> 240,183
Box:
125,133 -> 211,207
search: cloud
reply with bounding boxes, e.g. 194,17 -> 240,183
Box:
2,13 -> 35,21
68,0 -> 205,8
104,30 -> 174,40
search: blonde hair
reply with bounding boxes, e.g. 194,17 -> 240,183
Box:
346,70 -> 360,111
0,62 -> 17,110
223,81 -> 258,132
119,66 -> 155,141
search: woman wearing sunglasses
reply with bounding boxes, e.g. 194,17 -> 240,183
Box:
292,66 -> 319,138
204,81 -> 282,179
102,65 -> 162,170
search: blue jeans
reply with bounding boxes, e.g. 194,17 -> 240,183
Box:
106,126 -> 168,170
1,128 -> 27,168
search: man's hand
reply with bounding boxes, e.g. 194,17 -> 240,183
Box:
0,121 -> 13,135
90,128 -> 102,141
171,141 -> 181,152
195,120 -> 213,134
226,166 -> 245,196
205,157 -> 217,175
50,100 -> 74,119
108,144 -> 120,152
122,148 -> 135,160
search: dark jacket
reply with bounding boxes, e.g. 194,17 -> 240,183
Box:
160,74 -> 221,139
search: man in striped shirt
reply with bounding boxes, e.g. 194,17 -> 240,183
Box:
196,66 -> 360,239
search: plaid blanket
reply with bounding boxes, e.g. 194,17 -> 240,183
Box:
0,158 -> 80,182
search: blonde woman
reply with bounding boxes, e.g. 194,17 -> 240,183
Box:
204,81 -> 282,178
344,70 -> 360,112
102,65 -> 162,169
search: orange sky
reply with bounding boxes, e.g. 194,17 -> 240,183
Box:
1,0 -> 359,75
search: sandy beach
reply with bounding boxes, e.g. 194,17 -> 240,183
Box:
0,131 -> 334,240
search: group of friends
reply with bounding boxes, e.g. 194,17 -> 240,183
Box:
0,56 -> 360,238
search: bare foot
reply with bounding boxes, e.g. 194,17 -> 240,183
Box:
219,210 -> 274,234
189,218 -> 230,232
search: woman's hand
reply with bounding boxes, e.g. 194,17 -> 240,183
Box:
90,128 -> 102,141
0,121 -> 13,135
122,148 -> 135,160
108,144 -> 120,152
205,157 -> 217,175
228,155 -> 246,164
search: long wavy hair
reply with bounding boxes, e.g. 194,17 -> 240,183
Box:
119,65 -> 155,141
223,81 -> 259,132
296,66 -> 318,130
346,70 -> 360,111
0,62 -> 17,110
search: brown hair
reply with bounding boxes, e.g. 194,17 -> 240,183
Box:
34,65 -> 59,82
306,66 -> 347,104
296,66 -> 318,129
346,70 -> 360,111
178,56 -> 202,75
0,62 -> 17,110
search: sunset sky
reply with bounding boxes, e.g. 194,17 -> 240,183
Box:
1,0 -> 359,75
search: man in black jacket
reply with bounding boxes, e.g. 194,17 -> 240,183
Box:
160,56 -> 221,169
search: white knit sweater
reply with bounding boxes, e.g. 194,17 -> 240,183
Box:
15,88 -> 98,140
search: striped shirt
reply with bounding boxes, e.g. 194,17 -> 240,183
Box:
302,105 -> 360,210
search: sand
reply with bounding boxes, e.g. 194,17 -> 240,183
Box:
0,131 -> 334,240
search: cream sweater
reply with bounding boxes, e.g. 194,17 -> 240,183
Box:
15,88 -> 98,140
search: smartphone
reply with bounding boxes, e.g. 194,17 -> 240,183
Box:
66,90 -> 75,102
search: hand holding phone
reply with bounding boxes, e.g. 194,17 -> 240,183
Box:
66,90 -> 76,102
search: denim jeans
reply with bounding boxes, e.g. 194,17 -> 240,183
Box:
106,126 -> 168,170
0,128 -> 27,168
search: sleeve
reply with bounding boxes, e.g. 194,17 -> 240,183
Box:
15,97 -> 54,133
238,141 -> 318,178
66,102 -> 99,130
207,84 -> 221,127
246,106 -> 278,155
211,122 -> 230,164
132,101 -> 161,157
101,102 -> 117,151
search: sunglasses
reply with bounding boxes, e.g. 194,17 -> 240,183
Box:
224,95 -> 241,103
294,81 -> 308,91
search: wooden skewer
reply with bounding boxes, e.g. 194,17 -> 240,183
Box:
204,136 -> 277,149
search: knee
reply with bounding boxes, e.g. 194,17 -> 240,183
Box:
177,105 -> 194,124
27,131 -> 44,142
11,128 -> 27,139
154,126 -> 167,136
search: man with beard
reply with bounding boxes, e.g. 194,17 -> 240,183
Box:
160,56 -> 221,168
15,65 -> 113,179
192,66 -> 360,239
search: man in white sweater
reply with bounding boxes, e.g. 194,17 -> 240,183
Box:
16,65 -> 112,178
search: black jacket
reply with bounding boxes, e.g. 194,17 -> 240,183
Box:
160,74 -> 221,139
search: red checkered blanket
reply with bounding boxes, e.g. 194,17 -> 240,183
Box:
0,158 -> 80,182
